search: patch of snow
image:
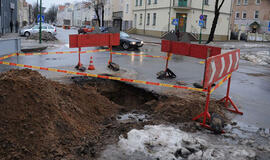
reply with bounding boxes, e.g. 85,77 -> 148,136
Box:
110,125 -> 257,160
241,51 -> 270,65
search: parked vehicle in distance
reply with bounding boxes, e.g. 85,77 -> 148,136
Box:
19,24 -> 57,37
119,32 -> 144,50
78,25 -> 94,34
63,19 -> 71,29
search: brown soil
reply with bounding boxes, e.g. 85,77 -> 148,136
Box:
0,69 -> 228,160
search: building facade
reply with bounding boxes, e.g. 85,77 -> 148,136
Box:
230,0 -> 270,36
56,3 -> 73,26
17,0 -> 32,28
73,2 -> 95,27
104,0 -> 134,31
0,0 -> 18,35
133,0 -> 232,40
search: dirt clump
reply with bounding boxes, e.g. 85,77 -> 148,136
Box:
27,31 -> 57,41
0,69 -> 119,160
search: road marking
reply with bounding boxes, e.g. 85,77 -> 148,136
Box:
209,61 -> 216,84
234,51 -> 239,69
227,54 -> 232,73
219,57 -> 225,78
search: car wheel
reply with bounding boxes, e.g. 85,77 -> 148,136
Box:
122,42 -> 129,50
24,31 -> 30,37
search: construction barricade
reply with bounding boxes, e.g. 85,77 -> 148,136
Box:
0,34 -> 243,132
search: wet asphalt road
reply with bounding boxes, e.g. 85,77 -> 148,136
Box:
1,27 -> 270,129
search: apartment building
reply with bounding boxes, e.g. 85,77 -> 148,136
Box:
231,0 -> 270,35
104,0 -> 134,31
73,2 -> 95,27
56,3 -> 73,26
133,0 -> 232,40
17,0 -> 32,28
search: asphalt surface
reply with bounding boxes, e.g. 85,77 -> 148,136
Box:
1,27 -> 270,129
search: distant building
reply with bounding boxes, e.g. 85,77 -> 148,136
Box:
230,0 -> 270,36
56,4 -> 73,27
17,0 -> 31,28
104,0 -> 134,31
0,0 -> 18,35
73,2 -> 95,27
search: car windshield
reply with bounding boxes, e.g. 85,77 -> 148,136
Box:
120,32 -> 130,38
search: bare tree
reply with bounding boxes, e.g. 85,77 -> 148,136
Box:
206,0 -> 225,44
45,5 -> 58,23
88,0 -> 104,27
32,3 -> 39,23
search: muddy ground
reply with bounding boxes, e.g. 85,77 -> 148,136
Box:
0,69 -> 229,160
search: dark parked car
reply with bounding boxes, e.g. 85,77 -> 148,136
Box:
119,32 -> 144,50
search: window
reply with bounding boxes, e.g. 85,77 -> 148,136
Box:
243,0 -> 248,5
139,14 -> 143,25
136,0 -> 138,6
153,13 -> 156,25
202,15 -> 207,28
148,0 -> 151,5
255,0 -> 261,5
235,12 -> 240,19
140,0 -> 142,6
236,0 -> 241,5
254,10 -> 259,19
242,11 -> 247,19
204,0 -> 209,5
134,14 -> 137,27
126,4 -> 129,13
147,13 -> 150,25
154,0 -> 157,4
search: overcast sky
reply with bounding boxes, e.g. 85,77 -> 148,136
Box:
26,0 -> 81,9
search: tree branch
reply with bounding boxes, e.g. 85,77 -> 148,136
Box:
218,0 -> 225,11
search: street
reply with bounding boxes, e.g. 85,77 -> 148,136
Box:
1,28 -> 270,159
2,27 -> 270,128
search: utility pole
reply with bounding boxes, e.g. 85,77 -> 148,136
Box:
168,0 -> 172,32
199,0 -> 204,44
39,0 -> 42,44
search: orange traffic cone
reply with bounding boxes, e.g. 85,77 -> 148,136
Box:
88,56 -> 95,70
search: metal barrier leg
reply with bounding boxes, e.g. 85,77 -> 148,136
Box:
220,77 -> 243,115
192,86 -> 211,129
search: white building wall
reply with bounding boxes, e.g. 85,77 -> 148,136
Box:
133,0 -> 232,39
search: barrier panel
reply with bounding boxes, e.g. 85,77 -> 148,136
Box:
69,33 -> 120,48
203,49 -> 240,88
69,33 -> 120,71
161,40 -> 221,59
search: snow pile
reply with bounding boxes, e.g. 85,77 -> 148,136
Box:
106,125 -> 257,160
241,51 -> 270,65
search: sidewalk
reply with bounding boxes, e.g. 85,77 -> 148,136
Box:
0,32 -> 48,52
130,34 -> 161,44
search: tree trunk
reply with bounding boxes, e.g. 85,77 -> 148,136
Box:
101,5 -> 104,27
206,12 -> 220,44
94,8 -> 101,27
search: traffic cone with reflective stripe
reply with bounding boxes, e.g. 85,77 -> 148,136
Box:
88,56 -> 95,70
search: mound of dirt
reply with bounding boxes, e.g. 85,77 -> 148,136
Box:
0,69 -> 119,160
0,70 -> 228,160
27,31 -> 57,41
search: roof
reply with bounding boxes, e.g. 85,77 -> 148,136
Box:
58,5 -> 66,11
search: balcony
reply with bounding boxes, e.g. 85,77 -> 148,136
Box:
173,0 -> 191,9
